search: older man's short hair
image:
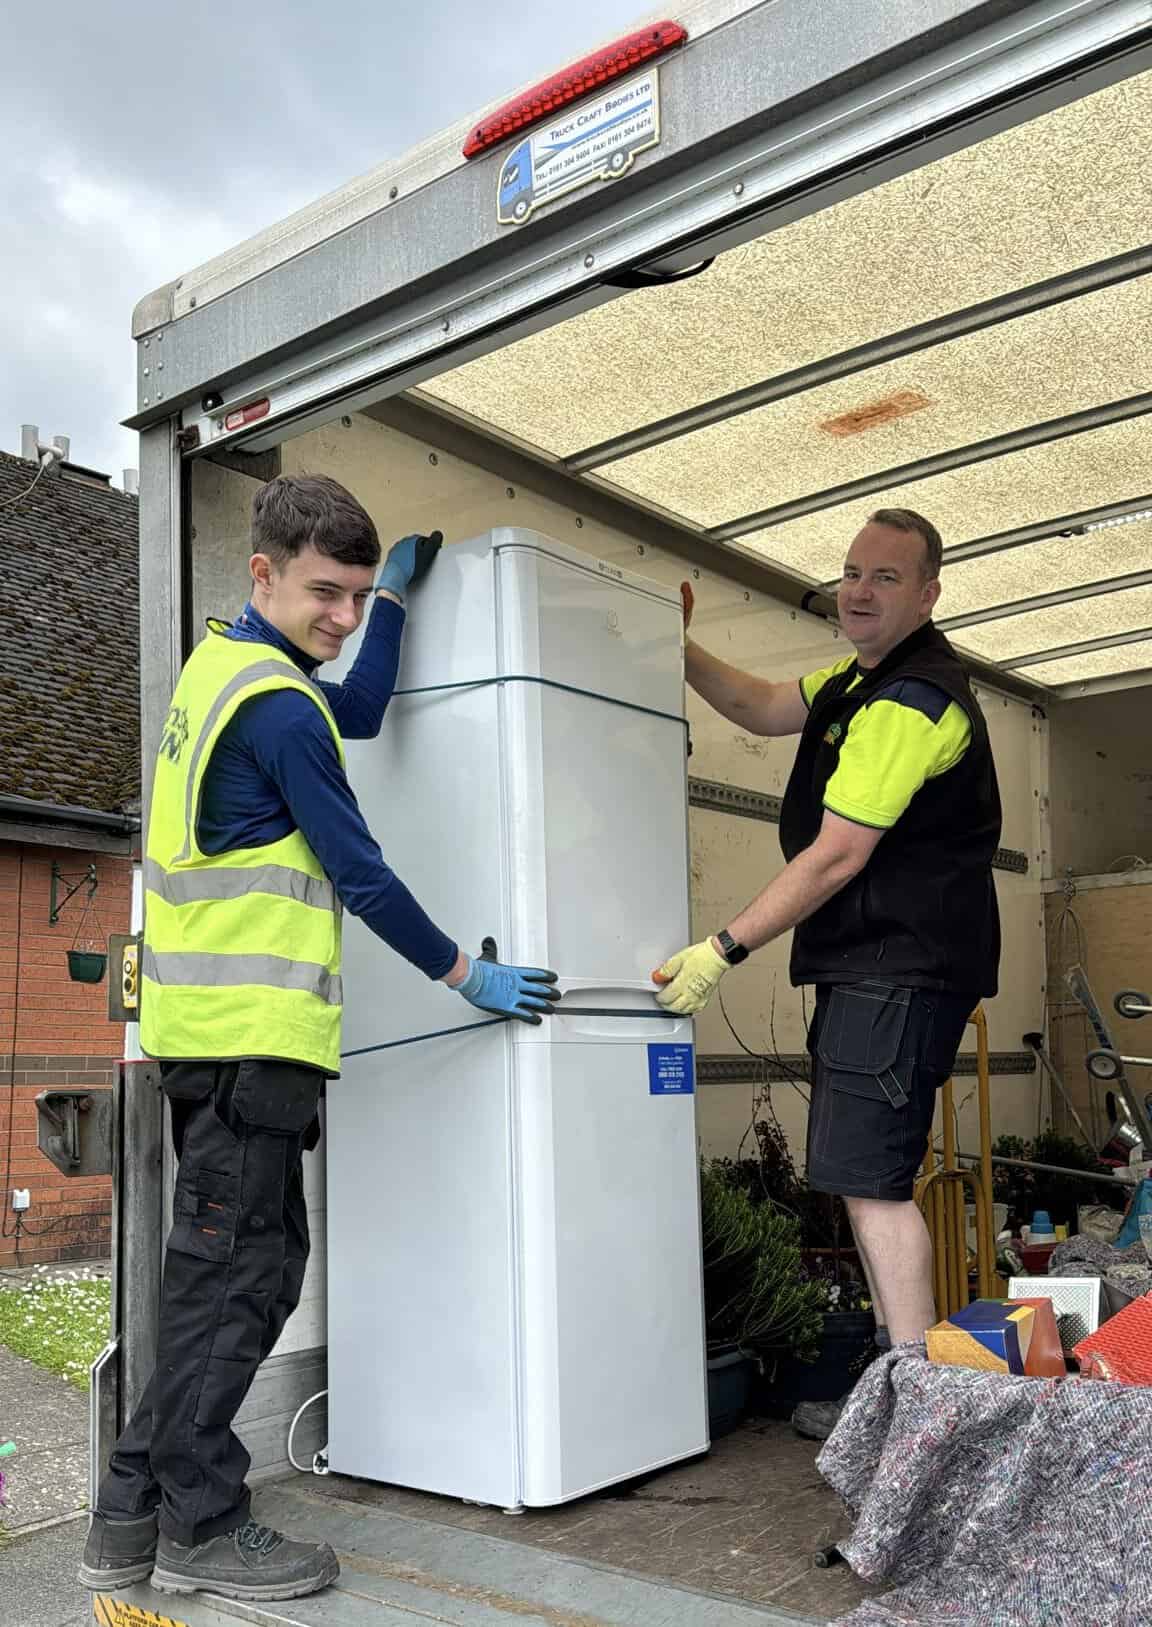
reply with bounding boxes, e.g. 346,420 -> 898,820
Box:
869,508 -> 943,580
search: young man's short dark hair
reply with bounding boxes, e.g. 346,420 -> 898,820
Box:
252,475 -> 381,568
869,507 -> 943,581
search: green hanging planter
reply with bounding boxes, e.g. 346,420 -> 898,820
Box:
67,950 -> 107,984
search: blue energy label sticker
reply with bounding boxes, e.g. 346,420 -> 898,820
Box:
648,1044 -> 695,1096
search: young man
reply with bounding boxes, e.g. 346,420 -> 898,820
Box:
81,475 -> 559,1601
654,508 -> 1001,1437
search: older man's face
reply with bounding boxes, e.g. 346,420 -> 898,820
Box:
836,522 -> 941,667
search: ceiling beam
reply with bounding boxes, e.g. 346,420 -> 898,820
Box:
1003,623 -> 1152,670
1050,666 -> 1152,700
940,496 -> 1152,565
937,567 -> 1152,632
707,390 -> 1152,541
819,495 -> 1152,588
563,246 -> 1152,474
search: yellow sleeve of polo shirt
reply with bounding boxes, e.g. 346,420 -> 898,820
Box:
800,654 -> 857,709
822,678 -> 972,830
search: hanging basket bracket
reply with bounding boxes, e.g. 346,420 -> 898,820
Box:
50,861 -> 98,927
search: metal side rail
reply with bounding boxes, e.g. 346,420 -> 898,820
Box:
92,1479 -> 826,1627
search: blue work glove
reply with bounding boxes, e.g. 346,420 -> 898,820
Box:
376,530 -> 443,599
453,940 -> 561,1026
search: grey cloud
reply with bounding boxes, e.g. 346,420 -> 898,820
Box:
1,0 -> 646,479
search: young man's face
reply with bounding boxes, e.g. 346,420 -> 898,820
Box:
250,543 -> 376,663
836,522 -> 941,667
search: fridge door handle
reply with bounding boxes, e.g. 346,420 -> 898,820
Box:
549,982 -> 694,1042
557,980 -> 666,1011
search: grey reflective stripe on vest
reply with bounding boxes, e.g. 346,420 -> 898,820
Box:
143,856 -> 335,911
176,658 -> 340,863
141,946 -> 342,1006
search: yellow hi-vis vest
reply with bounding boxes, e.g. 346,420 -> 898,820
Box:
140,624 -> 344,1074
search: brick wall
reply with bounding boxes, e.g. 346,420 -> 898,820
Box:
0,842 -> 134,1265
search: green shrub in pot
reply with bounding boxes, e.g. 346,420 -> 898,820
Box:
699,1160 -> 825,1365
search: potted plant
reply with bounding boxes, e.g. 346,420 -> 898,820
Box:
713,1089 -> 878,1412
765,1258 -> 876,1413
699,1160 -> 825,1436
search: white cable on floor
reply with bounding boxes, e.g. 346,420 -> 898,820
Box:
287,1388 -> 329,1475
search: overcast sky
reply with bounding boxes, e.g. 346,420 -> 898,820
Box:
1,0 -> 648,482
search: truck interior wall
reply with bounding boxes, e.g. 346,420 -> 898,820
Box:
185,407 -> 1047,1473
1047,689 -> 1152,880
1044,871 -> 1152,1145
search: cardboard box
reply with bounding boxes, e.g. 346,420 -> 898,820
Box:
927,1298 -> 1065,1377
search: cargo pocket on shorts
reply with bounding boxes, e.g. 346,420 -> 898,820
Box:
816,982 -> 913,1108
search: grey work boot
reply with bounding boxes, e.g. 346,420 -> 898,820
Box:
791,1396 -> 846,1441
79,1510 -> 159,1588
150,1518 -> 339,1600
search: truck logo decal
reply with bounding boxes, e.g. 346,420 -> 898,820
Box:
497,68 -> 662,226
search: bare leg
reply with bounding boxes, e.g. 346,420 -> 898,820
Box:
843,1196 -> 936,1344
851,1236 -> 886,1332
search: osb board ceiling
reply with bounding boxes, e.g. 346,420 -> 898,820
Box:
958,582 -> 1152,663
595,275 -> 1152,528
415,65 -> 1152,690
1025,637 -> 1152,688
739,416 -> 1152,582
939,524 -> 1152,619
423,72 -> 1152,456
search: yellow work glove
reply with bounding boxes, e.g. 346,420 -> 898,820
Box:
652,938 -> 730,1015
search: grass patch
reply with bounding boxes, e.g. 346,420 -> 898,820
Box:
0,1269 -> 111,1389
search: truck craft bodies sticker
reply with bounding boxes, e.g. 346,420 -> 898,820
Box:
497,68 -> 661,225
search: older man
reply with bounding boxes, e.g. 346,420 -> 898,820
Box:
655,508 -> 1001,1437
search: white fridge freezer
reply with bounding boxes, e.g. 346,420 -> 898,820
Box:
326,529 -> 708,1508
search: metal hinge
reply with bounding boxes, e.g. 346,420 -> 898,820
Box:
36,1090 -> 113,1176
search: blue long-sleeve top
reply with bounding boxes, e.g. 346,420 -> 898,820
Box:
196,599 -> 459,980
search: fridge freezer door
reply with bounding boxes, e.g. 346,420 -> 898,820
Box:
513,1015 -> 708,1505
494,541 -> 690,987
325,531 -> 703,1506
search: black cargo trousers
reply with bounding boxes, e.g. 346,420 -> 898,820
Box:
98,1058 -> 324,1547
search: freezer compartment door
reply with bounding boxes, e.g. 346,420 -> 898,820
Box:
515,1020 -> 708,1505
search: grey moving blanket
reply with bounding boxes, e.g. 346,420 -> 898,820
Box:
818,1346 -> 1152,1625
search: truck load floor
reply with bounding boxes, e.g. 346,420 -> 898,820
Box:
96,1418 -> 871,1625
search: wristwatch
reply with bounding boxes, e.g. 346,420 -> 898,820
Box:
715,928 -> 749,966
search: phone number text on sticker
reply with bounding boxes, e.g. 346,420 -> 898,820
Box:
497,69 -> 661,225
648,1043 -> 695,1095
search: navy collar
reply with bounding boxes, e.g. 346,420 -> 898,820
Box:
230,602 -> 320,675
